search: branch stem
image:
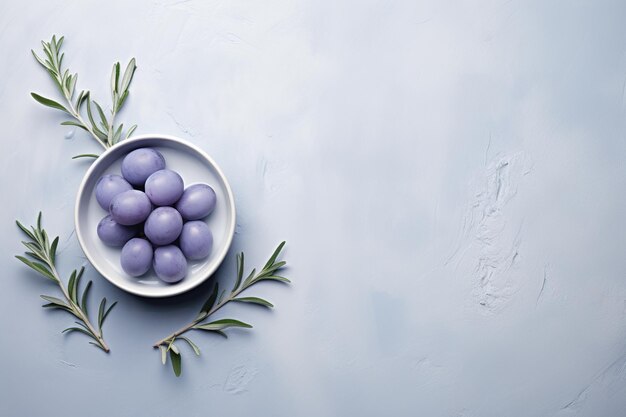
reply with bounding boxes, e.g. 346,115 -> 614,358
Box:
152,286 -> 247,348
65,98 -> 107,149
107,107 -> 117,145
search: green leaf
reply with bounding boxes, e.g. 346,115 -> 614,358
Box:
75,90 -> 89,109
37,212 -> 42,233
263,241 -> 286,270
44,64 -> 57,77
179,337 -> 201,356
68,270 -> 77,302
50,35 -> 58,60
61,69 -> 69,85
31,50 -> 48,68
233,252 -> 244,292
111,62 -> 120,96
81,280 -> 92,313
101,301 -> 117,328
49,236 -> 59,264
117,90 -> 129,110
232,297 -> 274,308
254,275 -> 291,284
16,220 -> 36,241
41,295 -> 72,312
15,256 -> 56,281
169,343 -> 179,354
42,303 -> 72,312
93,101 -> 108,131
197,282 -> 219,319
72,154 -> 99,160
170,349 -> 182,377
263,261 -> 286,274
86,99 -> 99,130
89,341 -> 108,352
30,93 -> 69,113
62,327 -> 93,338
194,318 -> 252,331
243,268 -> 256,286
47,69 -> 65,95
67,73 -> 77,97
120,58 -> 137,93
41,43 -> 54,66
22,241 -> 42,254
70,267 -> 85,303
74,320 -> 90,332
22,239 -> 39,249
86,99 -> 107,140
41,295 -> 69,309
159,345 -> 167,365
125,124 -> 137,140
98,298 -> 106,328
41,229 -> 49,249
61,120 -> 89,131
87,100 -> 107,141
31,226 -> 43,246
113,123 -> 123,144
41,55 -> 54,69
25,251 -> 46,263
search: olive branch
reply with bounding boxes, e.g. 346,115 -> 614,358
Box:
15,213 -> 116,352
154,242 -> 289,376
31,35 -> 138,158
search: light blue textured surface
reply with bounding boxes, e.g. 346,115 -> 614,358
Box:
1,1 -> 626,416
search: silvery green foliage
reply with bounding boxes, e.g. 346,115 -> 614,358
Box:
16,213 -> 116,352
31,35 -> 137,158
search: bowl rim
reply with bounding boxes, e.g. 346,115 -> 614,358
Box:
74,133 -> 236,298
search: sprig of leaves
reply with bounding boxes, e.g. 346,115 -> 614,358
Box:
15,213 -> 116,352
31,35 -> 137,156
154,242 -> 289,377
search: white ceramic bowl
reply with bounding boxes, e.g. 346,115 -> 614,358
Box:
75,134 -> 236,297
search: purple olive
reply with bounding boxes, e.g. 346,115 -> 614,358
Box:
120,238 -> 153,277
110,190 -> 152,225
179,221 -> 213,260
175,183 -> 217,220
95,174 -> 132,210
145,169 -> 184,206
153,245 -> 187,283
144,207 -> 183,245
96,215 -> 137,247
121,148 -> 166,186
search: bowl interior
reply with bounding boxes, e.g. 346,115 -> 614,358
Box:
75,135 -> 235,297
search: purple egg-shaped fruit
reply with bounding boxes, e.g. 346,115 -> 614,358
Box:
145,169 -> 184,206
179,221 -> 213,260
144,207 -> 183,245
120,238 -> 153,277
97,215 -> 137,247
121,148 -> 166,186
110,190 -> 152,225
95,174 -> 132,210
175,184 -> 217,220
153,245 -> 187,283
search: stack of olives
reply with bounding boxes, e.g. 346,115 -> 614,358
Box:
95,148 -> 216,283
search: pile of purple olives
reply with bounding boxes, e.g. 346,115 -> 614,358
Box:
95,148 -> 217,283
